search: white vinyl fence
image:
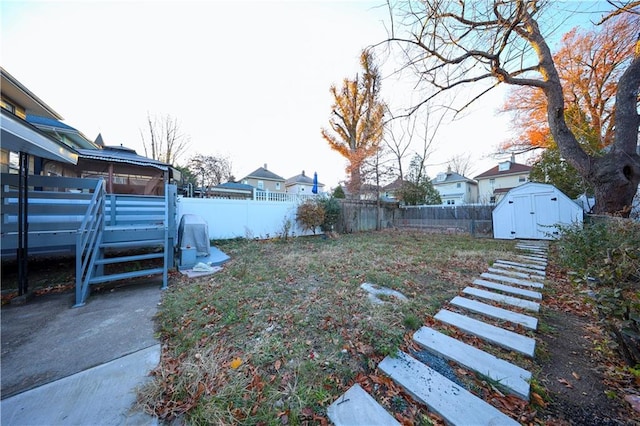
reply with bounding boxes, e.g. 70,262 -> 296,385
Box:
177,196 -> 317,240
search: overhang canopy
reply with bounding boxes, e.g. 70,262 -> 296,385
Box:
1,109 -> 78,164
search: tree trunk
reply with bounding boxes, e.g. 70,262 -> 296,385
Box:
590,153 -> 640,215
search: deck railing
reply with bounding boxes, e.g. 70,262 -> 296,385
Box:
75,179 -> 105,305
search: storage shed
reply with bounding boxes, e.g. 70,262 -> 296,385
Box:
493,182 -> 583,240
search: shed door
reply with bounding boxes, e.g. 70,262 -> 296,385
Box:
533,193 -> 560,239
512,194 -> 535,238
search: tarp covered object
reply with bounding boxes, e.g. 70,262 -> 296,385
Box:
178,214 -> 210,256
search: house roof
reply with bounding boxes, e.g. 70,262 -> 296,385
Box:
474,162 -> 531,179
382,177 -> 406,191
433,171 -> 477,185
242,165 -> 285,181
216,182 -> 254,191
1,67 -> 62,119
77,146 -> 170,171
285,171 -> 324,187
26,114 -> 99,150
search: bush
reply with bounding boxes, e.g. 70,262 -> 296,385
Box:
296,200 -> 325,234
556,217 -> 640,286
318,196 -> 340,232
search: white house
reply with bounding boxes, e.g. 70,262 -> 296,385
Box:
475,157 -> 532,204
285,170 -> 324,195
432,168 -> 479,205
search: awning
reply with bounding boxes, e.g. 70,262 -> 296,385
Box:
1,109 -> 78,164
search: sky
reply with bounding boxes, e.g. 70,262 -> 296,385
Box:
1,0 -> 614,189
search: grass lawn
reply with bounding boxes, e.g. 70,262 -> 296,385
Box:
137,229 -> 517,424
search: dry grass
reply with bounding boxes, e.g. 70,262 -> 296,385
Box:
137,229 -> 516,424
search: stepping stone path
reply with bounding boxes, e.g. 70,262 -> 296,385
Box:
328,241 -> 548,425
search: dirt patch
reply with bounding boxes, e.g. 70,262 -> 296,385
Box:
536,266 -> 639,425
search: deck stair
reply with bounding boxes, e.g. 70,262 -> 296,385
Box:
74,185 -> 176,307
328,241 -> 549,425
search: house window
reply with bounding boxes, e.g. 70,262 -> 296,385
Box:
519,176 -> 526,182
489,178 -> 495,186
456,182 -> 461,188
276,182 -> 281,190
447,199 -> 455,205
1,99 -> 16,114
490,196 -> 496,204
257,180 -> 264,190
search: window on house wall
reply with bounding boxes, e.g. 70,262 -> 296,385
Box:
490,196 -> 496,204
1,99 -> 16,114
447,199 -> 455,205
489,178 -> 495,186
519,176 -> 526,182
276,182 -> 281,190
456,182 -> 461,188
257,180 -> 264,190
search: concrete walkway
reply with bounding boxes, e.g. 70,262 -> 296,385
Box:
329,241 -> 548,425
1,279 -> 163,425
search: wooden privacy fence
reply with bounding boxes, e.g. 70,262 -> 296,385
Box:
335,201 -> 495,237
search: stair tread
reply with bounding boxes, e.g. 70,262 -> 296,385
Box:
435,309 -> 536,357
100,239 -> 165,248
95,252 -> 164,265
463,287 -> 540,312
473,279 -> 542,300
413,326 -> 531,400
480,272 -> 544,289
450,296 -> 538,330
327,384 -> 400,426
89,267 -> 164,285
379,351 -> 519,426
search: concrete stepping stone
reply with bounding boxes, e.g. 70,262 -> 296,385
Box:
360,282 -> 408,305
379,351 -> 519,425
516,255 -> 547,266
413,326 -> 531,400
487,267 -> 545,281
473,279 -> 542,300
327,383 -> 400,426
493,262 -> 546,276
450,296 -> 538,330
480,272 -> 544,289
434,310 -> 536,357
463,287 -> 540,312
495,259 -> 546,271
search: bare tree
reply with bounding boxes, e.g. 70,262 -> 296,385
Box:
140,113 -> 190,165
188,154 -> 233,193
448,153 -> 474,177
383,112 -> 416,180
384,0 -> 639,216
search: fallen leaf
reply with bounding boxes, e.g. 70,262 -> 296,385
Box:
230,357 -> 243,369
572,371 -> 581,380
274,359 -> 282,370
558,378 -> 573,388
532,392 -> 547,407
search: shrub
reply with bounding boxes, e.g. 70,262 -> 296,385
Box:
556,217 -> 640,286
296,200 -> 325,234
318,196 -> 340,232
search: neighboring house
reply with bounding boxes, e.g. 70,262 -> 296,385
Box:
381,177 -> 406,201
206,181 -> 255,199
432,167 -> 479,205
285,170 -> 324,195
474,157 -> 532,204
1,67 -> 78,174
26,115 -> 178,195
241,164 -> 286,192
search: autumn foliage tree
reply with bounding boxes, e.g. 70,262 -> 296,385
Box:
321,49 -> 385,196
502,13 -> 638,153
386,1 -> 640,215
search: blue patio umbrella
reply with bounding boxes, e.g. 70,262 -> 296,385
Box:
312,172 -> 318,194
